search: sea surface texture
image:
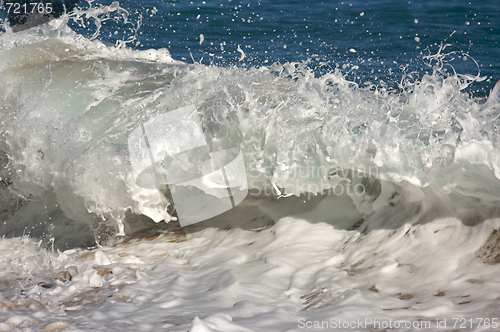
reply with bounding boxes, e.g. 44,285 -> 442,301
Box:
0,0 -> 500,331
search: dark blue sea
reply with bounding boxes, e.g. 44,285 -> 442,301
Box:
68,0 -> 500,94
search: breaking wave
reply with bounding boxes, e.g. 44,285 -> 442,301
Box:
1,7 -> 500,250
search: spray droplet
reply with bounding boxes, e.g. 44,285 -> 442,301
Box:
237,45 -> 245,61
349,48 -> 357,53
465,21 -> 470,25
199,34 -> 204,45
360,12 -> 365,16
414,18 -> 418,24
414,37 -> 420,42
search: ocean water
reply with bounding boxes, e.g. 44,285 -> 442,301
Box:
1,1 -> 500,331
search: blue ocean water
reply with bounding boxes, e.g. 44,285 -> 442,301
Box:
66,0 -> 500,94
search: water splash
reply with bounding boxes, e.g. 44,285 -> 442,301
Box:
0,11 -> 499,245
